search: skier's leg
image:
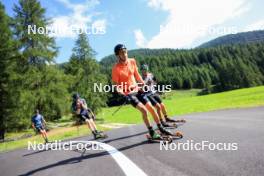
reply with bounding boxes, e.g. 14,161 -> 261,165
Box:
145,102 -> 161,124
85,118 -> 96,131
156,103 -> 167,122
160,103 -> 168,118
39,129 -> 48,143
136,103 -> 151,127
148,94 -> 164,122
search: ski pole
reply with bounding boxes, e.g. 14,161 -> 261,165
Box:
112,99 -> 127,116
75,116 -> 80,136
77,125 -> 79,136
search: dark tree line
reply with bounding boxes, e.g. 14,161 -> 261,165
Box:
101,43 -> 264,93
199,30 -> 264,48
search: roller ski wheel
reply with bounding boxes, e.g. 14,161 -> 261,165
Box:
174,131 -> 183,138
146,133 -> 172,143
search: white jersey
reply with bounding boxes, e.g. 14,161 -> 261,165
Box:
143,73 -> 157,93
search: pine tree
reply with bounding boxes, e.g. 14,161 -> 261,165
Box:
13,0 -> 57,66
65,33 -> 108,112
12,0 -> 70,129
0,2 -> 16,139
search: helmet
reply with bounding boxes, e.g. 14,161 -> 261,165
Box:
114,44 -> 126,55
72,93 -> 80,100
141,64 -> 149,71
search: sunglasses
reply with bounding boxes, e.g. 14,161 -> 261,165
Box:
119,48 -> 127,53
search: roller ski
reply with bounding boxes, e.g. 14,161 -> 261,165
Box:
161,120 -> 177,128
146,131 -> 172,143
157,126 -> 183,139
165,117 -> 186,123
94,131 -> 108,140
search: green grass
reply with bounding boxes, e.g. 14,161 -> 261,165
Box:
0,125 -> 110,152
166,86 -> 264,115
5,129 -> 33,139
98,86 -> 264,124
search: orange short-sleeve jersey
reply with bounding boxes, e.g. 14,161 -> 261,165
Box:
112,58 -> 143,95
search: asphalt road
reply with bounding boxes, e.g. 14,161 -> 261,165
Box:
0,107 -> 264,176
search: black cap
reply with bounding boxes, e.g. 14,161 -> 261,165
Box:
72,93 -> 80,100
114,44 -> 126,55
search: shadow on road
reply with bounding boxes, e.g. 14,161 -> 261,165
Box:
19,139 -> 149,176
22,130 -> 147,157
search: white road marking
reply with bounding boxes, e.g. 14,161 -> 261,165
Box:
63,141 -> 148,176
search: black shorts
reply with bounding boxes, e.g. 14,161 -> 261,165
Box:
147,93 -> 162,106
36,126 -> 44,133
127,92 -> 150,107
79,109 -> 93,121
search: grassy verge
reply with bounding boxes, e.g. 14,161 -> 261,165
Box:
98,86 -> 264,124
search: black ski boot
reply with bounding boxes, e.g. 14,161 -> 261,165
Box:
161,120 -> 170,127
157,124 -> 173,136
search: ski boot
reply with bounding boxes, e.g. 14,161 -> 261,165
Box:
94,131 -> 108,140
146,130 -> 172,143
158,125 -> 183,139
